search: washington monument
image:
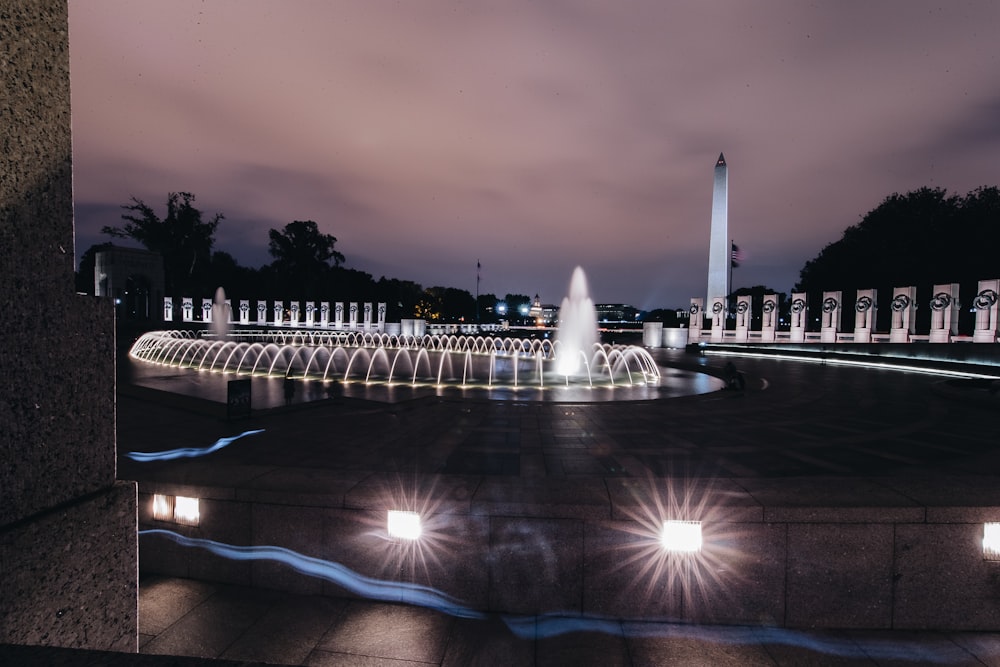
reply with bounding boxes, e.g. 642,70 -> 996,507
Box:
707,153 -> 729,305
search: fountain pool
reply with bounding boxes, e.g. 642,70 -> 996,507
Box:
129,329 -> 661,391
127,268 -> 723,402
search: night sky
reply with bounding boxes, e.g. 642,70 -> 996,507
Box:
69,1 -> 1000,309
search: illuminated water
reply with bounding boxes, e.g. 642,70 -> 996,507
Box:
555,266 -> 598,376
127,268 -> 724,401
129,329 -> 661,391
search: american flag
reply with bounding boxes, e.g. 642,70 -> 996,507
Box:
731,242 -> 745,268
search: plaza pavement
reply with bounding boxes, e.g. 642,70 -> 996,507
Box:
116,348 -> 1000,665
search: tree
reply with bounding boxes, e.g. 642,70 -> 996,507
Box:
503,294 -> 531,323
375,277 -> 424,320
102,192 -> 222,295
267,220 -> 345,297
414,286 -> 475,322
795,186 -> 1000,331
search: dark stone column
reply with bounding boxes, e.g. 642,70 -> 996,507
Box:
0,0 -> 137,652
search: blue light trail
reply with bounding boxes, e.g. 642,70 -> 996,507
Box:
139,529 -> 484,619
126,429 -> 265,462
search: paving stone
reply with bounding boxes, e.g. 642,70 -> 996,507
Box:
315,600 -> 453,663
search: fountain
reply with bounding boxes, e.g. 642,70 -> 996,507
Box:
210,286 -> 229,339
555,266 -> 598,377
127,268 -> 721,402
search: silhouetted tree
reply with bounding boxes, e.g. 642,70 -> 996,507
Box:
267,220 -> 345,297
207,251 -> 262,298
795,186 -> 1000,331
374,277 -> 424,321
102,192 -> 223,295
503,294 -> 531,324
415,286 -> 475,322
476,293 -> 501,324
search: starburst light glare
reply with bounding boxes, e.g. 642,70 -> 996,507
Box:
387,510 -> 422,540
173,496 -> 201,526
984,523 -> 1000,561
661,520 -> 702,552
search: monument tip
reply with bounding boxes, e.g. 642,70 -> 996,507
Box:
716,153 -> 726,167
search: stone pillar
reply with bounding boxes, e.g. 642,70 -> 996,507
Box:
273,301 -> 284,325
334,302 -> 345,328
256,301 -> 268,326
687,298 -> 704,344
377,302 -> 387,331
761,294 -> 778,342
239,299 -> 250,325
305,301 -> 315,326
182,297 -> 194,322
928,283 -> 960,343
223,298 -> 233,323
853,288 -> 876,343
320,302 -> 330,326
973,279 -> 1000,343
889,287 -> 916,343
363,302 -> 373,330
709,296 -> 726,342
413,319 -> 427,336
643,321 -> 664,348
789,293 -> 807,343
349,302 -> 359,328
201,298 -> 213,322
821,291 -> 842,343
163,297 -> 174,322
734,295 -> 751,342
289,301 -> 300,326
1,1 -> 136,651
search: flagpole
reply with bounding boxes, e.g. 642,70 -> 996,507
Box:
728,239 -> 733,301
476,259 -> 481,326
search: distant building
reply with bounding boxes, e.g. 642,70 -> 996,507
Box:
595,303 -> 640,324
540,303 -> 559,325
94,246 -> 165,320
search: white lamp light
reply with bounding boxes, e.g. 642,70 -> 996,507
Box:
387,510 -> 422,540
984,523 -> 1000,561
661,520 -> 702,553
152,494 -> 174,521
173,496 -> 200,526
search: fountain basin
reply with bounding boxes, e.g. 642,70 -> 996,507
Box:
130,330 -> 662,392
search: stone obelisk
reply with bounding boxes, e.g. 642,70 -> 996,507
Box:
707,153 -> 729,305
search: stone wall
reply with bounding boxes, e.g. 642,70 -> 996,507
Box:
0,0 -> 137,651
136,474 -> 1000,630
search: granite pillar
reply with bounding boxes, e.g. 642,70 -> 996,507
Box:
0,0 -> 137,651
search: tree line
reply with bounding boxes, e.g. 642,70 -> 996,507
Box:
75,192 -> 536,324
794,185 -> 1000,331
78,185 -> 999,327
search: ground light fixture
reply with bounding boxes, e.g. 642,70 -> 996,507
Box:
174,496 -> 201,525
984,523 -> 1000,561
661,520 -> 702,553
152,493 -> 200,526
387,510 -> 422,540
151,494 -> 174,521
